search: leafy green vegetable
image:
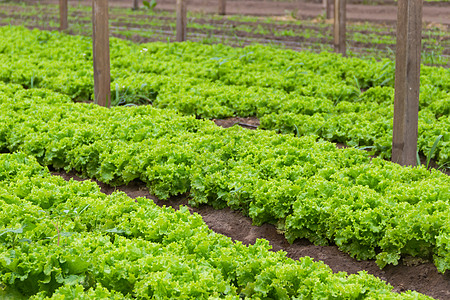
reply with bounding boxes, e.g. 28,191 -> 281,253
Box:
0,26 -> 448,164
0,84 -> 449,274
0,153 -> 432,299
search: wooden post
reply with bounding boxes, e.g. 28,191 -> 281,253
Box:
333,0 -> 346,55
133,0 -> 139,10
392,0 -> 423,166
176,0 -> 187,42
326,0 -> 332,19
218,0 -> 226,15
59,0 -> 68,31
92,0 -> 111,107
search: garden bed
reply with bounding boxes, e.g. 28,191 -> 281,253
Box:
54,169 -> 450,299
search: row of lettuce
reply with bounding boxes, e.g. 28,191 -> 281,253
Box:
1,83 -> 450,276
3,153 -> 429,299
0,26 -> 448,165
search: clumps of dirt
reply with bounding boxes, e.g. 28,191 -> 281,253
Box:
212,116 -> 260,129
54,170 -> 450,300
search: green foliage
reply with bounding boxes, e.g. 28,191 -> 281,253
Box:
0,153 -> 431,299
0,26 -> 449,281
0,26 -> 448,165
426,135 -> 443,169
1,84 -> 450,275
142,0 -> 157,10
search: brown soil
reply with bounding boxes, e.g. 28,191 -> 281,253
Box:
156,0 -> 450,26
212,116 -> 260,129
20,0 -> 450,26
53,170 -> 450,299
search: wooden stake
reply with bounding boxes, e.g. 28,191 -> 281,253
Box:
133,0 -> 139,10
92,0 -> 111,108
59,0 -> 68,31
326,0 -> 332,19
392,0 -> 423,166
333,0 -> 346,55
176,0 -> 187,42
218,0 -> 226,15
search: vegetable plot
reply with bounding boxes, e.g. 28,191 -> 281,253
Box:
1,83 -> 450,274
0,26 -> 448,165
1,2 -> 448,67
0,152 -> 431,299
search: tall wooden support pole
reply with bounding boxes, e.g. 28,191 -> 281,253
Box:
392,0 -> 423,166
326,0 -> 332,19
133,0 -> 139,10
218,0 -> 226,15
59,0 -> 68,31
333,0 -> 346,55
176,0 -> 187,42
92,0 -> 111,108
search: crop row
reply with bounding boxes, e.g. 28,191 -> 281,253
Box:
0,26 -> 449,165
1,83 -> 450,273
3,152 -> 430,298
1,2 -> 448,68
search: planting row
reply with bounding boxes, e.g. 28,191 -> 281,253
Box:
3,152 -> 428,299
1,83 -> 450,273
0,26 -> 449,165
1,2 -> 448,67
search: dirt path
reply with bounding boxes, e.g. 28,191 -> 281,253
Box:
156,0 -> 450,25
53,170 -> 450,300
23,0 -> 450,25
